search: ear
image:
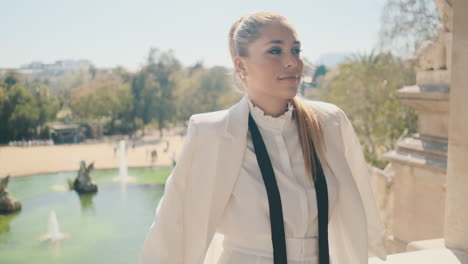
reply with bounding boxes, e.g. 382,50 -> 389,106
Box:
234,56 -> 248,77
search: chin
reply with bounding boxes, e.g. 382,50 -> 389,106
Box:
273,91 -> 297,101
264,85 -> 298,99
284,86 -> 299,98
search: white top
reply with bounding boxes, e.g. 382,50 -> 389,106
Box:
139,93 -> 387,264
216,95 -> 338,264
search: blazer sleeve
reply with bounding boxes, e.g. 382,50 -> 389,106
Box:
140,115 -> 199,264
336,107 -> 387,262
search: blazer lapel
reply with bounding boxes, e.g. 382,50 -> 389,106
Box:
209,93 -> 250,228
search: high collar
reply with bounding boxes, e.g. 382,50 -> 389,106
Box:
247,93 -> 294,132
223,93 -> 298,139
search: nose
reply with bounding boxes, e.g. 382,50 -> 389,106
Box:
284,53 -> 298,68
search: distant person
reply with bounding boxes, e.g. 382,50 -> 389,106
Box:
171,151 -> 176,168
163,140 -> 170,152
150,149 -> 158,165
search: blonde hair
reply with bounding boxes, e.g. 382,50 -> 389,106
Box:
228,11 -> 327,183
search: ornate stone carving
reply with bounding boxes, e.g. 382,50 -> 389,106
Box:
0,175 -> 22,214
416,0 -> 453,71
73,161 -> 98,194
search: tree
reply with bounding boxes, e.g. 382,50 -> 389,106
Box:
3,71 -> 21,89
173,65 -> 240,123
311,65 -> 328,87
131,48 -> 181,137
68,73 -> 133,134
320,52 -> 418,168
0,71 -> 59,143
378,0 -> 440,58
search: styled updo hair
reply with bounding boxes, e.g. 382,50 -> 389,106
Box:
227,11 -> 327,183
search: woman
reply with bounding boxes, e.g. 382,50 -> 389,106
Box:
140,11 -> 387,264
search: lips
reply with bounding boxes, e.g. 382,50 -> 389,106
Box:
278,75 -> 299,80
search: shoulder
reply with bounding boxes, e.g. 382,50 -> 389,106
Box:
300,98 -> 348,126
189,109 -> 228,125
180,109 -> 229,150
187,109 -> 229,135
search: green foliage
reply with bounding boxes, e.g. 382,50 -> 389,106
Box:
378,0 -> 440,57
1,48 -> 243,140
174,63 -> 241,123
320,52 -> 418,168
131,48 -> 181,136
0,71 -> 60,143
130,49 -> 241,136
68,72 -> 133,134
311,64 -> 328,88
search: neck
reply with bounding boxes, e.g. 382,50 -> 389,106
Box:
247,92 -> 290,117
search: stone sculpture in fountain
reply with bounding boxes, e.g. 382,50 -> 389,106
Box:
0,175 -> 21,214
72,161 -> 98,194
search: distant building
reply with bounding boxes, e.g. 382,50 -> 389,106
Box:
47,121 -> 103,144
48,123 -> 86,144
14,59 -> 93,76
20,59 -> 92,71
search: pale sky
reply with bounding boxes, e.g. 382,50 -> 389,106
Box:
1,0 -> 386,70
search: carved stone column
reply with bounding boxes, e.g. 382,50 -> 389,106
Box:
444,0 -> 468,253
382,0 -> 453,252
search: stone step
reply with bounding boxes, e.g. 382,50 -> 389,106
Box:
417,70 -> 451,86
396,136 -> 448,158
383,136 -> 448,171
369,248 -> 468,264
383,150 -> 447,171
397,85 -> 450,113
398,85 -> 450,99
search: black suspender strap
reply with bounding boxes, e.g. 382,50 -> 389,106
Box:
313,140 -> 330,264
248,112 -> 288,263
248,112 -> 330,264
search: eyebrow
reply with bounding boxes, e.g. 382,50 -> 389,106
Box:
267,40 -> 301,45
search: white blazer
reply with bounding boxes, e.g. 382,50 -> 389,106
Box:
140,93 -> 387,264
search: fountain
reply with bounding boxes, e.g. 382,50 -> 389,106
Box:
113,140 -> 135,183
119,140 -> 128,181
0,166 -> 172,263
41,210 -> 67,242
